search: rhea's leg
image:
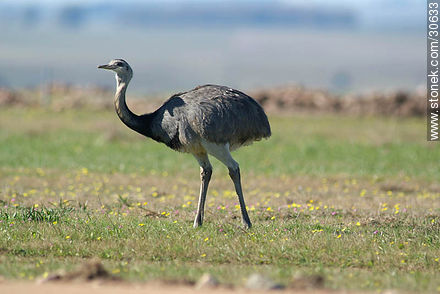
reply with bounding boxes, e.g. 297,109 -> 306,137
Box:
228,163 -> 252,228
203,142 -> 252,229
193,153 -> 212,228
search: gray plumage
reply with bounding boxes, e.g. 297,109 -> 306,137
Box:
98,59 -> 271,229
150,85 -> 271,152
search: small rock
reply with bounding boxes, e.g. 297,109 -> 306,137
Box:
245,273 -> 284,290
290,273 -> 324,289
195,273 -> 219,289
36,259 -> 120,284
36,271 -> 64,284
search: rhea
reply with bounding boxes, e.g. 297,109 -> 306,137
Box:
98,59 -> 271,228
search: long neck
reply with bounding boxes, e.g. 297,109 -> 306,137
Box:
114,78 -> 152,136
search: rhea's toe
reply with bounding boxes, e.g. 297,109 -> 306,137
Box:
193,217 -> 203,228
243,220 -> 252,229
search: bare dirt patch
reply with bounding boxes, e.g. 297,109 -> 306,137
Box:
0,282 -> 351,294
2,260 -> 338,294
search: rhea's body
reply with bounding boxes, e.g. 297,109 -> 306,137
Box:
135,85 -> 270,154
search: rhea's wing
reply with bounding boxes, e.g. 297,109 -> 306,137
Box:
182,85 -> 271,146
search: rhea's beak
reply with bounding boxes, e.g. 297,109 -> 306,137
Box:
98,64 -> 114,70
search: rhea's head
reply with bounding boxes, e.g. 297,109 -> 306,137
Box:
98,59 -> 133,84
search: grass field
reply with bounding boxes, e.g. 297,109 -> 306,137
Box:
0,107 -> 439,292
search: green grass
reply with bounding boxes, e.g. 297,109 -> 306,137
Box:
0,107 -> 439,292
0,108 -> 438,178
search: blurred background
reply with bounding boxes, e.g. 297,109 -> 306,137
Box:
0,0 -> 424,95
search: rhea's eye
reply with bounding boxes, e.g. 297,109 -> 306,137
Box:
115,62 -> 123,66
